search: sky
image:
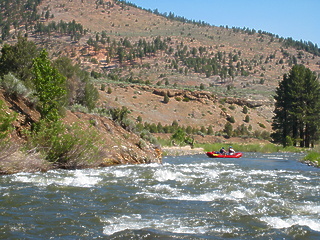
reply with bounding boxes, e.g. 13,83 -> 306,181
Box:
129,0 -> 320,46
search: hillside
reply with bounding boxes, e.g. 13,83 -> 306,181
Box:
34,0 -> 320,134
1,0 -> 320,172
0,88 -> 162,174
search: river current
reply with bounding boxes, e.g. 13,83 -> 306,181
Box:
1,152 -> 320,239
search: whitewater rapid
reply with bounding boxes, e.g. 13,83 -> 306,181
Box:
1,152 -> 319,239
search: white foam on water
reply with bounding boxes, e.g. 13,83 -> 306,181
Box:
221,188 -> 257,201
12,170 -> 102,188
13,174 -> 33,183
204,170 -> 220,179
267,157 -> 284,160
102,214 -> 209,236
249,169 -> 278,177
62,170 -> 102,187
261,216 -> 320,232
102,214 -> 143,235
285,174 -> 311,180
138,188 -> 223,202
296,203 -> 320,214
229,190 -> 246,199
136,184 -> 181,200
152,184 -> 178,193
167,191 -> 224,202
234,205 -> 254,215
112,169 -> 131,178
154,169 -> 186,182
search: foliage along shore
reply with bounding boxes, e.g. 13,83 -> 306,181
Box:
0,37 -> 166,175
302,150 -> 320,168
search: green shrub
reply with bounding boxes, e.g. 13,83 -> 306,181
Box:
207,125 -> 214,135
227,115 -> 235,123
0,100 -> 17,140
242,106 -> 248,114
229,105 -> 236,110
258,122 -> 266,128
137,139 -> 147,149
171,128 -> 186,145
107,87 -> 112,94
163,94 -> 170,103
285,135 -> 294,146
303,151 -> 320,166
109,106 -> 129,126
219,98 -> 226,105
83,81 -> 99,111
1,73 -> 31,98
224,122 -> 233,137
70,104 -> 89,113
27,120 -> 105,168
140,129 -> 158,145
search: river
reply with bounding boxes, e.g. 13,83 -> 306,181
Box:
1,152 -> 320,239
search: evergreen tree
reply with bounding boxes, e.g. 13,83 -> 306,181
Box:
163,93 -> 169,103
272,65 -> 320,147
207,125 -> 214,135
244,115 -> 250,123
242,105 -> 248,114
32,50 -> 67,122
0,37 -> 39,84
224,122 -> 233,138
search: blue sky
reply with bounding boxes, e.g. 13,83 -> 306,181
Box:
129,0 -> 320,46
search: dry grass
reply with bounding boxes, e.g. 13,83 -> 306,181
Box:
0,142 -> 52,174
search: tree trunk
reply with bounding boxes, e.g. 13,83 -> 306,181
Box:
305,123 -> 311,148
299,124 -> 305,148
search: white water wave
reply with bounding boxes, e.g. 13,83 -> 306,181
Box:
296,203 -> 320,215
12,170 -> 102,187
261,216 -> 320,232
153,169 -> 187,182
102,214 -> 208,236
139,188 -> 259,202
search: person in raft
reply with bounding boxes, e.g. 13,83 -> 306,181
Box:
229,146 -> 235,155
219,147 -> 227,154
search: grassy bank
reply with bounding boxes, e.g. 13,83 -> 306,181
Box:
197,142 -> 304,153
302,146 -> 320,167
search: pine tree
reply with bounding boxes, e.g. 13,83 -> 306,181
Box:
272,65 -> 320,147
163,93 -> 169,103
207,125 -> 214,135
224,122 -> 233,138
32,50 -> 67,122
0,37 -> 39,83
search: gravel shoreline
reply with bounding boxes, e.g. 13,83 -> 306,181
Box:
162,146 -> 205,156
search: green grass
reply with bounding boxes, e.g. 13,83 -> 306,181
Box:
197,142 -> 304,153
303,146 -> 320,167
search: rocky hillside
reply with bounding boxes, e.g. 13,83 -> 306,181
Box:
29,0 -> 320,133
1,0 -> 320,159
0,89 -> 162,174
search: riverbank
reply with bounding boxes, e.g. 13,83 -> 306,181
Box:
162,144 -> 320,169
301,160 -> 320,168
162,146 -> 205,156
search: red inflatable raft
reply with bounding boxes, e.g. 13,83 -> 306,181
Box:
206,152 -> 243,158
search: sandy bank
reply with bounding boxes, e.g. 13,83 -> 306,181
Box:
162,146 -> 205,156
